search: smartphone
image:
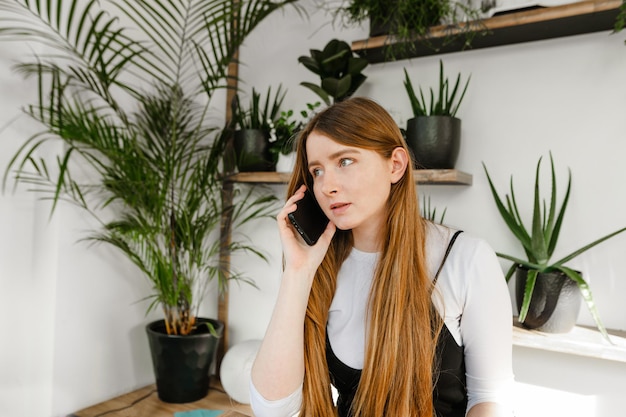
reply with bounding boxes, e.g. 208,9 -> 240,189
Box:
288,189 -> 329,246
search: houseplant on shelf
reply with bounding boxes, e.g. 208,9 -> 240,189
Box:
231,84 -> 291,172
483,153 -> 626,340
0,0 -> 291,403
298,38 -> 369,106
270,101 -> 321,172
326,0 -> 485,60
403,59 -> 470,169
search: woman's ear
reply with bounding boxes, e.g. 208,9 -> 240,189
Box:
390,147 -> 409,184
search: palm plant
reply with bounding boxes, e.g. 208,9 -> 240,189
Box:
0,0 -> 296,335
483,153 -> 626,340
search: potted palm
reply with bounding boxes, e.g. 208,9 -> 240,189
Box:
403,59 -> 470,169
0,0 -> 292,404
483,153 -> 626,341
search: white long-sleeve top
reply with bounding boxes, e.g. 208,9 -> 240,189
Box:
250,223 -> 515,417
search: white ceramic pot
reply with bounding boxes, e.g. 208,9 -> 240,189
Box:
276,152 -> 296,173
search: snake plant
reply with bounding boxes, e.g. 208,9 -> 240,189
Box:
403,59 -> 470,118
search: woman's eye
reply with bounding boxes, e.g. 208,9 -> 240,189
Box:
311,167 -> 323,177
339,158 -> 354,168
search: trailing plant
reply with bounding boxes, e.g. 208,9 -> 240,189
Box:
614,0 -> 626,35
323,0 -> 485,60
0,0 -> 295,335
483,153 -> 626,340
403,59 -> 470,117
298,38 -> 369,106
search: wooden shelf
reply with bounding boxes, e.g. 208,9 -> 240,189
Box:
352,0 -> 622,63
70,380 -> 252,417
225,169 -> 472,185
512,321 -> 626,363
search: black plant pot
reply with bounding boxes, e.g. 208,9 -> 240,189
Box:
234,129 -> 276,172
369,16 -> 391,37
405,116 -> 461,169
515,266 -> 581,333
146,318 -> 224,403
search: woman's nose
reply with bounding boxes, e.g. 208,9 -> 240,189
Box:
320,170 -> 339,195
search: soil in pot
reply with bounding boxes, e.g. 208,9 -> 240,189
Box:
146,318 -> 224,403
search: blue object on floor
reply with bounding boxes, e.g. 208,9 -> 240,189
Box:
174,410 -> 223,417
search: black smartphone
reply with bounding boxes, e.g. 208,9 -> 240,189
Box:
288,189 -> 329,246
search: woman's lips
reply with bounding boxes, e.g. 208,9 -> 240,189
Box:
330,202 -> 350,214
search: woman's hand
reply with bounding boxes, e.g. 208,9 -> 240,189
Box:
278,185 -> 336,279
251,185 -> 336,402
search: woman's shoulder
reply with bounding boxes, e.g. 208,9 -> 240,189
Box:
425,222 -> 497,263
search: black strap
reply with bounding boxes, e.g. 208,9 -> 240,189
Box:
433,230 -> 463,286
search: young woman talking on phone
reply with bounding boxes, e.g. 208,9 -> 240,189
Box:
250,97 -> 514,417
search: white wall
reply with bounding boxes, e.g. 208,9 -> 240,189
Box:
1,1 -> 626,416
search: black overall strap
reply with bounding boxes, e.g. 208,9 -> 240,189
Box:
433,230 -> 463,285
431,229 -> 467,417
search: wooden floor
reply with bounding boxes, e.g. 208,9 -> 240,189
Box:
70,379 -> 253,417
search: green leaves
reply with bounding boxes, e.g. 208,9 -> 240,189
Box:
484,153 -> 626,341
233,84 -> 287,130
298,38 -> 369,105
0,0 -> 290,335
403,60 -> 470,117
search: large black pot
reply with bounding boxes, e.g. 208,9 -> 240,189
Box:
146,318 -> 224,403
515,266 -> 581,333
405,116 -> 461,169
234,129 -> 276,172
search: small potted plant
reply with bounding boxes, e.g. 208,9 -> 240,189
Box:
403,59 -> 470,169
298,38 -> 369,106
269,102 -> 321,172
483,153 -> 626,340
231,85 -> 289,172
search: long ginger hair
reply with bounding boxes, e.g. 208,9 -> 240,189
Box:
286,97 -> 442,417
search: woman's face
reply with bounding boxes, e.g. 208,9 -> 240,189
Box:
305,131 -> 407,251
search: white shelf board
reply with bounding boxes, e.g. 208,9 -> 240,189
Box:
512,321 -> 626,363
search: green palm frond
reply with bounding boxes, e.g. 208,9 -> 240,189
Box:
0,0 -> 290,334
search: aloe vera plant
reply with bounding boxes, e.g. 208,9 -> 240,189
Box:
483,153 -> 626,340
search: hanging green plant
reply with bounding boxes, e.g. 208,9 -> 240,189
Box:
325,0 -> 486,60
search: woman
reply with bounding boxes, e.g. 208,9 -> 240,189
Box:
250,97 -> 514,417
